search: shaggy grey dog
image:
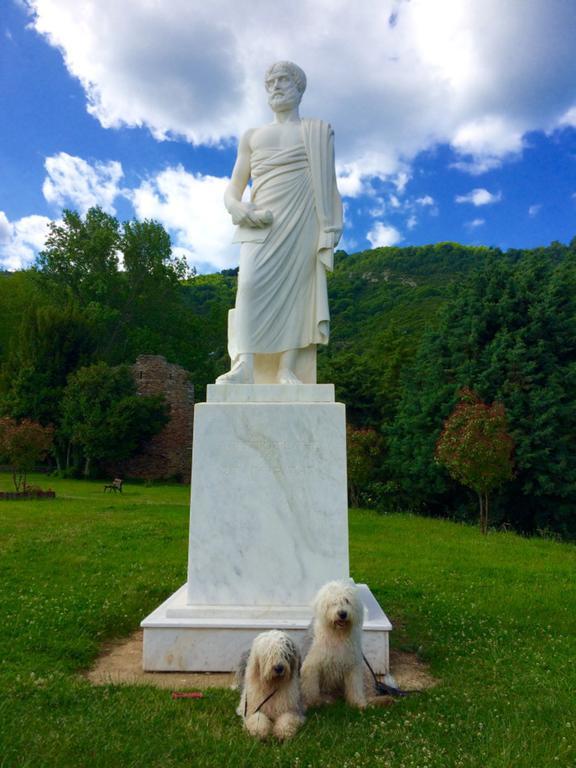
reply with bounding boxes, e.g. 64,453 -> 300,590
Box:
301,580 -> 368,709
236,630 -> 305,740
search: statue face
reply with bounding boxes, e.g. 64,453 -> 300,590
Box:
265,68 -> 302,113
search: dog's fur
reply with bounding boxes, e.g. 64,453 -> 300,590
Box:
236,630 -> 305,740
301,580 -> 368,709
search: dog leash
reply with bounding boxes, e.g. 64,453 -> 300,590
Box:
362,653 -> 410,697
244,688 -> 278,718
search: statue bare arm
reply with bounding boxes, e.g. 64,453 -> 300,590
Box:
223,130 -> 267,228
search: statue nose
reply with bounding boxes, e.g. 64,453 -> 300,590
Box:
338,610 -> 348,620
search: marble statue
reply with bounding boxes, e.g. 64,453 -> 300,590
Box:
216,61 -> 343,385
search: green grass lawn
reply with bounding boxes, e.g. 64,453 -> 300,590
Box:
0,474 -> 574,768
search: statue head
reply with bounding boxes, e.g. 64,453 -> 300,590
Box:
265,61 -> 306,113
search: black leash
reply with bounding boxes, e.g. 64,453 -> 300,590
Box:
362,653 -> 410,698
244,688 -> 278,718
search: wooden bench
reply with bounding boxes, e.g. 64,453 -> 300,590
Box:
104,478 -> 123,493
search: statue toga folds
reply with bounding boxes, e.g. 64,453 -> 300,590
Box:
227,119 -> 343,371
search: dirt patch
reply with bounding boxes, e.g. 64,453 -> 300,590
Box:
84,631 -> 439,692
388,649 -> 439,691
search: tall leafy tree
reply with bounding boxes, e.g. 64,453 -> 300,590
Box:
36,208 -> 121,305
61,362 -> 169,476
35,207 -> 195,366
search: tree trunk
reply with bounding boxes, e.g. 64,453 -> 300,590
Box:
83,455 -> 91,477
478,492 -> 487,535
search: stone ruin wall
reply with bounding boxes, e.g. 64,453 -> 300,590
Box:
112,355 -> 194,482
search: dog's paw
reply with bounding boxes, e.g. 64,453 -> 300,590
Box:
273,712 -> 304,741
347,696 -> 367,710
244,713 -> 272,739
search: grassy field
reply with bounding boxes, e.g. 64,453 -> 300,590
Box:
0,473 -> 574,768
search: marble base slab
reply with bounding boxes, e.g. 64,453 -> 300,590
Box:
207,383 -> 335,403
186,398 -> 349,607
142,583 -> 392,673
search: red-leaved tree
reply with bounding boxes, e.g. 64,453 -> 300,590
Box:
435,388 -> 514,534
0,418 -> 54,492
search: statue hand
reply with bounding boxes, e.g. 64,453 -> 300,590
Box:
229,202 -> 273,228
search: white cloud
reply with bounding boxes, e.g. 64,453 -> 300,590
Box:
128,165 -> 236,272
528,204 -> 542,217
393,171 -> 410,194
455,188 -> 502,206
406,215 -> 417,230
336,165 -> 367,198
43,152 -> 123,214
416,195 -> 435,207
0,212 -> 53,270
24,0 -> 576,186
2,162 -> 236,273
450,116 -> 525,173
558,106 -> 576,128
465,218 -> 485,229
367,222 -> 403,248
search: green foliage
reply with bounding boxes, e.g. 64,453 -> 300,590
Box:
36,208 -> 121,304
32,207 -> 198,369
0,270 -> 44,360
435,389 -> 514,533
180,273 -> 238,396
61,362 -> 169,476
0,303 -> 96,428
319,242 -> 496,426
388,246 -> 576,537
0,418 -> 54,491
346,424 -> 385,508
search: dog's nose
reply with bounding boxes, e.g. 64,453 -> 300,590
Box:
273,664 -> 285,674
338,610 -> 348,620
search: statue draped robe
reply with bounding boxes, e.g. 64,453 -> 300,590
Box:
227,118 -> 342,381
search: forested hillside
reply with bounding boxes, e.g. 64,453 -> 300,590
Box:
1,207 -> 574,537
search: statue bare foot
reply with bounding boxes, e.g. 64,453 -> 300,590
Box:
277,367 -> 303,384
216,361 -> 254,384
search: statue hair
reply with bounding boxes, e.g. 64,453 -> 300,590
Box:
265,61 -> 307,95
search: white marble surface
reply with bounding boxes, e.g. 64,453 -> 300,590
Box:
217,61 -> 342,387
186,400 -> 349,607
207,383 -> 334,403
142,584 -> 391,672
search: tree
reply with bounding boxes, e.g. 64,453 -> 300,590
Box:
35,208 -> 196,367
435,389 -> 514,534
36,208 -> 121,305
0,418 -> 54,492
0,304 -> 96,469
346,424 -> 385,507
60,362 -> 169,476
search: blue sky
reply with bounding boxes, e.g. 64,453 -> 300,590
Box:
1,0 -> 575,273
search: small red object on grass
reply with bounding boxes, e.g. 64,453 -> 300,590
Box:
171,691 -> 204,700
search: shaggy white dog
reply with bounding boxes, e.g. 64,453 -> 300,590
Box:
236,630 -> 305,740
301,580 -> 368,709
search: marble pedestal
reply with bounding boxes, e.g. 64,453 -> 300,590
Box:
142,384 -> 392,672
